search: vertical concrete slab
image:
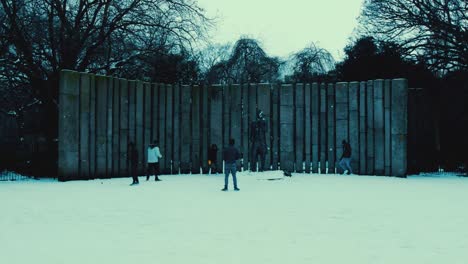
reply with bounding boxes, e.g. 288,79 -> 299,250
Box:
248,84 -> 257,169
311,83 -> 320,173
257,83 -> 271,169
106,78 -> 114,178
391,79 -> 408,177
79,73 -> 91,179
201,85 -> 209,172
135,81 -> 144,175
327,83 -> 336,173
384,80 -> 392,175
359,81 -> 367,175
180,85 -> 192,172
374,80 -> 385,175
295,83 -> 305,172
151,83 -> 159,145
143,82 -> 152,171
58,70 -> 80,180
271,84 -> 280,170
223,84 -> 231,153
349,82 -> 360,174
209,85 -> 223,172
319,83 -> 327,173
366,80 -> 375,175
230,84 -> 243,167
192,85 -> 201,173
158,83 -> 166,172
112,78 -> 120,177
335,82 -> 349,173
241,84 -> 250,170
304,83 -> 312,173
119,79 -> 129,176
128,80 -> 136,158
280,84 -> 294,172
89,74 -> 96,178
172,84 -> 181,173
165,84 -> 173,173
95,75 -> 108,178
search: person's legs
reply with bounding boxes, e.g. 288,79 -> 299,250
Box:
231,164 -> 239,190
146,163 -> 153,180
154,162 -> 161,180
251,144 -> 257,172
339,159 -> 347,174
259,145 -> 266,171
132,164 -> 139,183
345,158 -> 353,174
223,165 -> 230,190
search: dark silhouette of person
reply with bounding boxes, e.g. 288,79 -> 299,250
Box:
127,142 -> 139,185
208,144 -> 218,173
222,138 -> 240,191
250,109 -> 267,172
147,141 -> 162,181
339,140 -> 353,175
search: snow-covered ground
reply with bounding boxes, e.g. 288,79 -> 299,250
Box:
1,171 -> 468,264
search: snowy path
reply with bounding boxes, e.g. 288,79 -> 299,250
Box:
1,171 -> 468,264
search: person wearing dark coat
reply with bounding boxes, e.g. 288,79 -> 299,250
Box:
250,109 -> 268,172
127,142 -> 139,185
339,140 -> 353,175
208,144 -> 218,173
222,138 -> 240,191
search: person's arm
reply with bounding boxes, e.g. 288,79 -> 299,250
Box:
156,147 -> 162,158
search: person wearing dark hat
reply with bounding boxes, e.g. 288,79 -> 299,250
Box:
147,141 -> 163,181
339,139 -> 353,175
222,138 -> 240,191
250,109 -> 268,172
127,141 -> 139,185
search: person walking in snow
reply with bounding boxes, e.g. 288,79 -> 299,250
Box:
128,141 -> 139,185
222,138 -> 240,191
147,141 -> 163,181
339,140 -> 353,175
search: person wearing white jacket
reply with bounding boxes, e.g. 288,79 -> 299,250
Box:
146,141 -> 163,181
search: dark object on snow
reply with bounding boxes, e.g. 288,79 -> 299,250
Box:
283,170 -> 292,177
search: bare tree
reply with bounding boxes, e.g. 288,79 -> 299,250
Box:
0,0 -> 212,141
288,42 -> 335,82
359,0 -> 468,73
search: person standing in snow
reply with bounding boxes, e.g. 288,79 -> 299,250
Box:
250,109 -> 268,172
339,140 -> 353,175
128,142 -> 139,185
147,141 -> 163,181
222,138 -> 240,191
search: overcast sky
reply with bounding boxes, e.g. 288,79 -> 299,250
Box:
196,0 -> 364,61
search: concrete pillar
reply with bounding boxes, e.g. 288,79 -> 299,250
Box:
106,78 -> 114,178
128,80 -> 136,168
257,83 -> 271,169
311,83 -> 320,173
374,80 -> 385,175
384,80 -> 392,175
180,85 -> 192,172
271,84 -> 280,170
112,78 -> 120,177
201,85 -> 209,172
95,75 -> 108,178
241,84 -> 250,170
304,83 -> 312,173
192,85 -> 201,173
366,80 -> 375,175
135,81 -> 144,175
280,84 -> 294,172
222,84 -> 231,155
119,79 -> 129,176
335,82 -> 349,173
359,81 -> 367,175
58,70 -> 80,180
79,73 -> 91,179
327,83 -> 336,173
349,82 -> 359,174
172,84 -> 181,173
391,79 -> 408,177
248,84 -> 257,170
209,85 -> 223,172
158,83 -> 166,172
89,74 -> 96,178
295,83 -> 305,172
165,84 -> 173,173
319,83 -> 327,173
151,83 -> 159,147
231,84 -> 243,168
